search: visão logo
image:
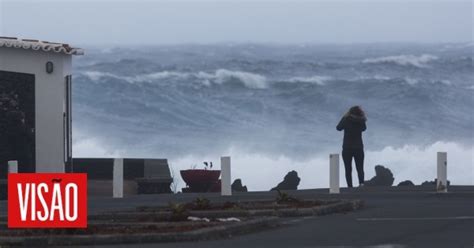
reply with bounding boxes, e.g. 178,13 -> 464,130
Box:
8,173 -> 87,228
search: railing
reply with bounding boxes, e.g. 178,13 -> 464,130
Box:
4,151 -> 449,198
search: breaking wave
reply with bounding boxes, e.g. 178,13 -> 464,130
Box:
72,44 -> 473,190
81,71 -> 119,81
80,71 -> 454,89
287,75 -> 332,85
345,76 -> 453,86
79,69 -> 268,89
197,69 -> 268,89
362,54 -> 439,68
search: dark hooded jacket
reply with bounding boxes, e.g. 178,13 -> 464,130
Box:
336,114 -> 367,149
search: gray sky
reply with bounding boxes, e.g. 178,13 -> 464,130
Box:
0,0 -> 472,45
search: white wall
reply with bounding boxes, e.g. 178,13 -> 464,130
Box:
0,47 -> 72,172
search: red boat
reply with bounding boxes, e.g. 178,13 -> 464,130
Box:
180,169 -> 221,193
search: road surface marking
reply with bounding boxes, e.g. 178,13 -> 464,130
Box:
357,216 -> 474,221
282,216 -> 315,225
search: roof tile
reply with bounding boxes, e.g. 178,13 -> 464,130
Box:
0,37 -> 84,55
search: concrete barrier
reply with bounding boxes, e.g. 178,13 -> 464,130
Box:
113,158 -> 124,198
437,152 -> 448,193
73,158 -> 172,196
221,156 -> 231,196
329,154 -> 340,194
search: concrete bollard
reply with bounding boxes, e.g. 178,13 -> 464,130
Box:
329,154 -> 340,194
221,156 -> 231,196
437,152 -> 448,193
113,158 -> 124,198
8,160 -> 18,173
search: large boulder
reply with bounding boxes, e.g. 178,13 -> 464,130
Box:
365,165 -> 394,186
397,180 -> 414,186
271,170 -> 300,191
231,179 -> 248,192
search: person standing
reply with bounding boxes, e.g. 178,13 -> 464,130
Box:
336,106 -> 367,188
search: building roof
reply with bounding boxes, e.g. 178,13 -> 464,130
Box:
0,37 -> 84,55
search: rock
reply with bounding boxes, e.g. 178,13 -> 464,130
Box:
397,180 -> 414,186
421,179 -> 450,186
365,165 -> 394,186
271,170 -> 300,191
231,179 -> 248,192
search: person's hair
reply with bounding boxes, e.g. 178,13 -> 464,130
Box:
347,106 -> 366,118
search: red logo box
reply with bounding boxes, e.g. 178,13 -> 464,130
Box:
8,173 -> 87,228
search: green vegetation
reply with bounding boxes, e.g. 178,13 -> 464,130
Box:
193,197 -> 211,210
275,190 -> 300,204
168,203 -> 189,221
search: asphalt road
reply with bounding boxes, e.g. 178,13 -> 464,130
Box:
2,186 -> 473,247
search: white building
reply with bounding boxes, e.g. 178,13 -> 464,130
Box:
0,37 -> 83,176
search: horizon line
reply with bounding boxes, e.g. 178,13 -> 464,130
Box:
75,40 -> 474,48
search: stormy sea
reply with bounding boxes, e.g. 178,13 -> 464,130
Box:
72,43 -> 474,190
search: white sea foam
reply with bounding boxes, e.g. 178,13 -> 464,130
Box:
171,142 -> 474,190
404,78 -> 419,85
134,71 -> 189,81
440,42 -> 474,51
372,75 -> 391,81
352,75 -> 391,82
80,70 -> 454,90
287,75 -> 332,85
81,71 -> 118,81
72,129 -> 123,158
396,77 -> 451,86
80,70 -> 189,83
73,136 -> 473,191
79,69 -> 268,89
350,76 -> 451,86
195,69 -> 268,89
362,54 -> 439,68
